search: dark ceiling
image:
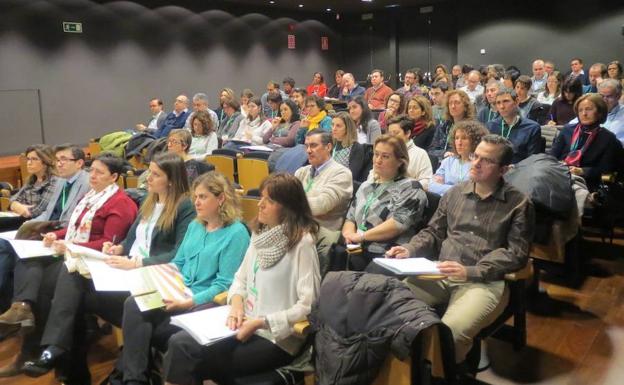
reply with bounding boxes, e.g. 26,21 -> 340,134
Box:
224,0 -> 439,13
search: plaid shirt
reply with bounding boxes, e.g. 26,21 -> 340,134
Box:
10,176 -> 59,218
347,177 -> 427,254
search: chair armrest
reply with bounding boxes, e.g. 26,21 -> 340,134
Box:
504,259 -> 533,281
293,320 -> 310,336
214,291 -> 228,305
601,173 -> 617,184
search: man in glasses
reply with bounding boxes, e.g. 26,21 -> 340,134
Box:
387,134 -> 534,366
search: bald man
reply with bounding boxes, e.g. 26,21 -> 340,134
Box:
155,94 -> 190,138
530,59 -> 547,96
339,73 -> 366,102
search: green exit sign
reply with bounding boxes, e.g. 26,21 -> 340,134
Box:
63,22 -> 83,33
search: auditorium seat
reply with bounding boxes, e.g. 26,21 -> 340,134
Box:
237,157 -> 269,194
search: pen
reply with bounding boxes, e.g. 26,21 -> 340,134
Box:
112,235 -> 117,245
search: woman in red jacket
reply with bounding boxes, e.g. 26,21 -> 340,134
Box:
306,72 -> 328,98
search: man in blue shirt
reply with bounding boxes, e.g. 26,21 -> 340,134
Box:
598,79 -> 624,145
155,95 -> 190,138
487,88 -> 542,163
339,73 -> 366,102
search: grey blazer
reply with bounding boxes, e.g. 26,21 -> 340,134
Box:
33,169 -> 91,224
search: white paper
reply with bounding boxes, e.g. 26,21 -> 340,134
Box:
346,243 -> 361,250
83,258 -> 131,291
65,243 -> 109,260
8,240 -> 56,259
373,257 -> 441,275
240,145 -> 274,152
0,230 -> 17,240
170,305 -> 236,346
0,212 -> 20,218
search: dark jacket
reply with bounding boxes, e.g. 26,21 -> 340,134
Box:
120,198 -> 195,266
310,271 -> 440,385
428,120 -> 452,161
347,142 -> 373,183
487,116 -> 542,164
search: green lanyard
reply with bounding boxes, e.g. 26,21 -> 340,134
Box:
60,184 -> 68,211
358,182 -> 389,231
250,258 -> 260,296
304,177 -> 314,193
501,119 -> 515,139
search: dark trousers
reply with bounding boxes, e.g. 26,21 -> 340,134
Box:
41,265 -> 127,350
13,256 -> 62,303
0,239 -> 16,311
164,331 -> 294,385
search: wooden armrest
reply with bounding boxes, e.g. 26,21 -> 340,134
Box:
504,259 -> 533,281
601,173 -> 616,183
346,247 -> 362,255
214,291 -> 228,306
293,320 -> 310,336
1,189 -> 10,198
417,274 -> 446,280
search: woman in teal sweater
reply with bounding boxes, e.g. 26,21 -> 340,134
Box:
113,171 -> 250,385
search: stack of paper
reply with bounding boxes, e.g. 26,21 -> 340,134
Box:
129,264 -> 193,311
8,240 -> 55,259
0,230 -> 17,240
170,305 -> 237,346
373,257 -> 441,275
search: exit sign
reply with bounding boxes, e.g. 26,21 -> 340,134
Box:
63,22 -> 83,33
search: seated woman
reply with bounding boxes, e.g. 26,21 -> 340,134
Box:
296,95 -> 332,144
20,153 -> 194,379
6,144 -> 58,221
429,120 -> 488,196
306,72 -> 328,98
537,72 -> 562,106
386,115 -> 433,190
228,97 -> 272,146
406,95 -> 437,150
377,92 -> 405,133
428,90 -> 474,162
162,173 -> 320,385
342,135 -> 427,271
550,93 -> 623,192
548,76 -> 583,126
167,129 -> 215,185
348,96 -> 382,144
331,111 -> 373,183
0,154 -> 137,374
109,171 -> 250,385
188,110 -> 218,160
263,99 -> 301,148
239,89 -> 254,118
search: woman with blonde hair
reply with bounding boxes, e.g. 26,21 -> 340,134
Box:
163,173 -> 320,385
331,111 -> 373,183
341,135 -> 427,270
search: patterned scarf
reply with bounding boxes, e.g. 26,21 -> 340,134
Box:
564,123 -> 601,167
333,143 -> 352,167
253,224 -> 289,269
65,183 -> 119,243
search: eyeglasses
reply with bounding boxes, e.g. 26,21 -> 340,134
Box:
468,153 -> 499,166
26,157 -> 41,163
56,157 -> 77,164
167,139 -> 182,146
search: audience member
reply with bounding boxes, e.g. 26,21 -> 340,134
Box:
530,59 -> 548,95
476,78 -> 501,124
163,173 -> 320,385
217,98 -> 244,140
586,63 -> 607,93
407,95 -> 437,150
597,79 -> 624,144
551,93 -> 623,191
377,92 -> 405,133
297,95 -> 332,144
239,89 -> 254,117
342,135 -> 427,271
230,97 -> 272,145
155,95 -> 190,139
295,130 -> 353,231
386,115 -> 433,189
135,98 -> 165,134
188,110 -> 218,160
429,81 -> 449,125
331,111 -> 373,183
537,71 -> 563,105
434,64 -> 453,85
502,68 -> 520,89
514,75 -> 542,121
214,88 -> 236,124
306,72 -> 327,98
396,68 -> 424,99
327,70 -> 345,99
544,60 -> 556,76
265,91 -> 283,120
429,90 -> 474,162
548,76 -> 583,125
185,93 -> 219,131
23,153 -> 194,380
263,99 -> 301,147
364,69 -> 393,110
167,130 -> 215,184
282,77 -> 295,98
339,73 -> 366,102
429,120 -> 488,195
290,88 -> 307,114
451,64 -> 463,88
8,145 -> 58,220
568,57 -> 590,86
387,134 -> 534,363
348,96 -> 382,144
260,81 -> 287,117
487,87 -> 541,163
459,70 -> 484,103
117,171 -> 250,385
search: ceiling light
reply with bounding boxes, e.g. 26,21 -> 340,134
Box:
269,1 -> 274,3
362,0 -> 373,2
298,4 -> 304,7
326,8 -> 332,12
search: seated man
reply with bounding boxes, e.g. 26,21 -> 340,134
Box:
154,94 -> 190,138
598,79 -> 624,144
429,81 -> 449,126
584,63 -> 607,93
135,98 -> 165,134
476,79 -> 500,124
487,87 -> 541,163
364,69 -> 393,110
529,59 -> 547,96
339,73 -> 366,102
387,134 -> 534,364
184,93 -> 219,131
459,70 -> 484,103
260,81 -> 287,117
295,130 -> 353,231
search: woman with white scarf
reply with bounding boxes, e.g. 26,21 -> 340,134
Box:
163,173 -> 321,385
0,153 -> 137,376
